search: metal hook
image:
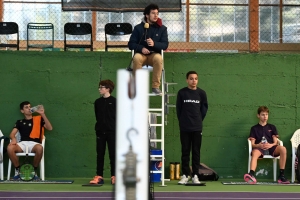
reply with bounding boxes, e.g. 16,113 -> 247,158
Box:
126,128 -> 138,147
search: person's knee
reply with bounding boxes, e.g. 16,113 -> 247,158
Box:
133,53 -> 143,63
251,150 -> 261,158
7,145 -> 15,153
153,54 -> 162,63
32,145 -> 43,154
279,146 -> 287,154
7,144 -> 20,154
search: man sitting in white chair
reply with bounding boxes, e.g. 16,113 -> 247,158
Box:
244,106 -> 289,184
128,3 -> 169,95
7,101 -> 52,180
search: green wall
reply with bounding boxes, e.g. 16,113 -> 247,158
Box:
0,51 -> 299,180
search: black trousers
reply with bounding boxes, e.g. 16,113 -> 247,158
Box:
180,131 -> 202,177
96,132 -> 116,177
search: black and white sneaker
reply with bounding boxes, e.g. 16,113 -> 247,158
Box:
152,88 -> 162,95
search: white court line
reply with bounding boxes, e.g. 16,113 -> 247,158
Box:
155,198 -> 300,200
2,198 -> 300,200
0,198 -> 112,199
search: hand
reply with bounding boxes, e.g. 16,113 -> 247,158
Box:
36,105 -> 45,115
9,139 -> 17,146
142,47 -> 151,55
146,38 -> 154,47
260,142 -> 273,150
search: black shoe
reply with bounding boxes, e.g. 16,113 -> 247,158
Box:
278,175 -> 290,184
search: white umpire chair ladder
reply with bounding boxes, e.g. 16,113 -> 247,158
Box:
132,50 -> 167,186
131,50 -> 176,186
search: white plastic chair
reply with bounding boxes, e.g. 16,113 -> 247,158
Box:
7,132 -> 45,180
0,130 -> 5,180
247,138 -> 283,182
290,129 -> 300,183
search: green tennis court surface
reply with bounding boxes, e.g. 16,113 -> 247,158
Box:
0,180 -> 74,184
222,181 -> 300,185
82,184 -> 102,186
1,178 -> 300,193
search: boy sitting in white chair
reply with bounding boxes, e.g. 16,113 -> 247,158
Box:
244,106 -> 289,184
7,101 -> 52,180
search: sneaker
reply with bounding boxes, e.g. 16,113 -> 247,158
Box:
12,174 -> 20,181
32,175 -> 40,181
278,175 -> 290,184
111,176 -> 115,185
152,88 -> 162,95
178,175 -> 190,185
192,175 -> 201,184
244,173 -> 257,184
90,176 -> 104,184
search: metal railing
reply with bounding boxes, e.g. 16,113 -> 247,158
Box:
0,0 -> 300,52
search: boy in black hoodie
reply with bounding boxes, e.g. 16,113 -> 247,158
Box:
176,71 -> 208,185
90,79 -> 116,185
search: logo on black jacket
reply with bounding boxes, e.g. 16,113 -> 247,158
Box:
183,100 -> 200,103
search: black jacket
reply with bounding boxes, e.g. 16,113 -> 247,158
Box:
128,19 -> 168,54
94,96 -> 116,134
176,87 -> 208,132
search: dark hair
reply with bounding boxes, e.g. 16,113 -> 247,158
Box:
186,71 -> 198,79
99,79 -> 115,94
257,106 -> 269,114
20,101 -> 30,110
143,3 -> 159,16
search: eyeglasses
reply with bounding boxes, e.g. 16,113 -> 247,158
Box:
99,86 -> 107,89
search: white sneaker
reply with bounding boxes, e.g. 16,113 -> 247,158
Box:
192,175 -> 201,184
178,175 -> 190,185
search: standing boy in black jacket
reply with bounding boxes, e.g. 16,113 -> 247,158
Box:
90,79 -> 116,185
176,71 -> 208,184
